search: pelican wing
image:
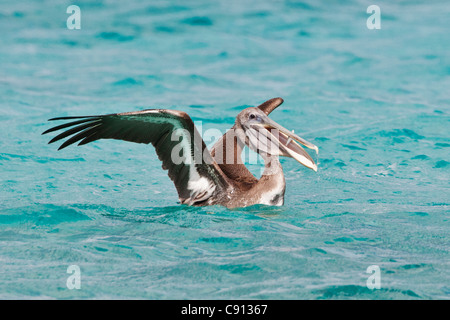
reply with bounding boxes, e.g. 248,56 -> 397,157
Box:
42,109 -> 230,205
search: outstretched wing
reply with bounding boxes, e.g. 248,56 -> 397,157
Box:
42,109 -> 230,205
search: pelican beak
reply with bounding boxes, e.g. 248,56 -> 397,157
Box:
250,118 -> 319,172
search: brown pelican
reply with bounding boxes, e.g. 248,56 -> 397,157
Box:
42,98 -> 318,208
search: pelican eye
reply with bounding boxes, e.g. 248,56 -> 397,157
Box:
249,114 -> 256,120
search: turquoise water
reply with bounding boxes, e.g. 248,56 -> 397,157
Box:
1,0 -> 449,299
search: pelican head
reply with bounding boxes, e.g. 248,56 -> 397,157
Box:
235,107 -> 318,171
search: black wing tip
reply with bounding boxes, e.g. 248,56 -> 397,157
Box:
55,138 -> 79,151
43,117 -> 87,134
48,139 -> 81,150
43,117 -> 102,136
44,137 -> 65,150
48,115 -> 96,121
48,117 -> 73,121
57,144 -> 68,151
48,136 -> 59,144
43,117 -> 103,149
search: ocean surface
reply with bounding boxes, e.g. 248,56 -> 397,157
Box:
0,0 -> 449,299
